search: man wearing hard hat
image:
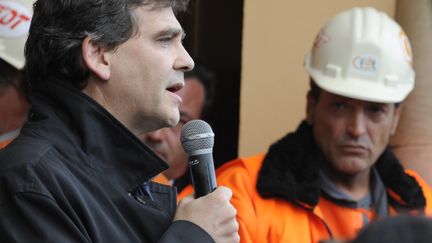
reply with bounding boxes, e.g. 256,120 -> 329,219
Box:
214,7 -> 432,243
0,0 -> 32,148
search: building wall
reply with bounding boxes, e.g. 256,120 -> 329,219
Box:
239,0 -> 396,157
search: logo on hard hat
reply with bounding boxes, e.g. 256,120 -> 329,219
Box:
352,55 -> 378,73
399,30 -> 413,66
0,0 -> 32,38
312,30 -> 330,52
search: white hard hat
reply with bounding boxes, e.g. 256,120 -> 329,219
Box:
0,0 -> 33,70
304,7 -> 415,103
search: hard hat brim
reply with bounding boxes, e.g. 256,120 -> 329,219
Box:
306,66 -> 414,103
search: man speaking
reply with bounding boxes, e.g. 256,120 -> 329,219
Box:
0,0 -> 239,242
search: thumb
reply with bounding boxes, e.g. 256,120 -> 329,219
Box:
213,186 -> 233,200
178,194 -> 194,207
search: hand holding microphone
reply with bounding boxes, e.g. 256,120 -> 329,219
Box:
174,120 -> 239,243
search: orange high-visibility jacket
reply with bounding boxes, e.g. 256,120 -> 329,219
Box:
215,153 -> 432,243
0,129 -> 21,149
0,139 -> 12,149
179,122 -> 432,243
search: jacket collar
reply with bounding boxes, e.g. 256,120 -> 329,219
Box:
28,81 -> 168,191
257,121 -> 426,210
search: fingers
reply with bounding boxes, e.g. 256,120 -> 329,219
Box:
173,186 -> 239,243
218,219 -> 240,243
220,204 -> 237,225
212,186 -> 233,201
221,213 -> 239,235
177,194 -> 194,206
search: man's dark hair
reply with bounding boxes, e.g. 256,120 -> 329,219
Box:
308,78 -> 400,107
185,63 -> 217,119
351,215 -> 432,243
308,78 -> 321,101
25,0 -> 190,89
0,59 -> 24,96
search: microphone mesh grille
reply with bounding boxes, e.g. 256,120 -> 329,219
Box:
181,120 -> 214,155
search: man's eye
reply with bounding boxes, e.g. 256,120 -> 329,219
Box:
333,102 -> 346,110
158,37 -> 171,42
158,36 -> 174,45
366,105 -> 386,114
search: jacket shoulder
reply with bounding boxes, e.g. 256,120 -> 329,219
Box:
405,170 -> 432,215
216,153 -> 265,182
0,134 -> 58,197
0,135 -> 54,169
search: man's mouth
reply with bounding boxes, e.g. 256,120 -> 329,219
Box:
166,82 -> 184,104
339,145 -> 368,154
166,82 -> 184,93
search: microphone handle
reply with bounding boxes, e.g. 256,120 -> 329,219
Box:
188,153 -> 217,198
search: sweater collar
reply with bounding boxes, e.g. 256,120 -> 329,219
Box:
28,81 -> 168,191
257,121 -> 426,209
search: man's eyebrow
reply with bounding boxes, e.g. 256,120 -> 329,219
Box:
179,111 -> 193,121
154,28 -> 185,39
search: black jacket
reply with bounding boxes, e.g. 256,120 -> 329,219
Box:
0,81 -> 213,243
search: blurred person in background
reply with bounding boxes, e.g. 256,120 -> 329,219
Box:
0,0 -> 32,148
320,215 -> 432,243
350,215 -> 432,243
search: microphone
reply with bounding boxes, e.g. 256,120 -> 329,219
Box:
180,119 -> 217,198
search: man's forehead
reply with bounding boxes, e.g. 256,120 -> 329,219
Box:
322,90 -> 393,106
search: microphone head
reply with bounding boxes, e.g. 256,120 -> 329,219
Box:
181,120 -> 215,156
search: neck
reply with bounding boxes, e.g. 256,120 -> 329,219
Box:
83,79 -> 135,132
83,78 -> 154,136
321,165 -> 371,201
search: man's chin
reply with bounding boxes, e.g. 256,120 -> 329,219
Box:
155,113 -> 179,129
165,109 -> 180,128
337,159 -> 371,175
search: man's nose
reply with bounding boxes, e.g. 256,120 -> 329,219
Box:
346,110 -> 367,138
174,43 -> 194,72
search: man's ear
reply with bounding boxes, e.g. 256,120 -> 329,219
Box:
81,37 -> 111,81
390,103 -> 403,135
306,92 -> 316,125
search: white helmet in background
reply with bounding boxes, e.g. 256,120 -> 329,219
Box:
304,7 -> 415,103
0,0 -> 33,70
